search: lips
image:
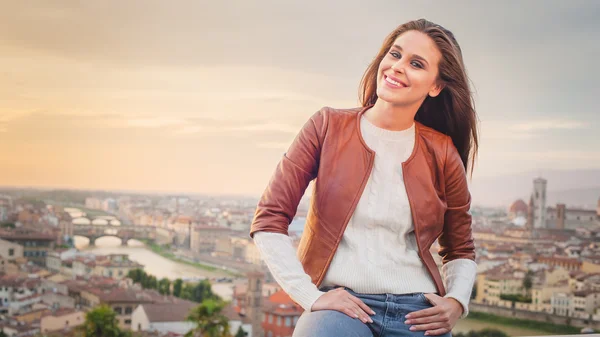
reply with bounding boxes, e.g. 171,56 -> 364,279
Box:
384,74 -> 407,88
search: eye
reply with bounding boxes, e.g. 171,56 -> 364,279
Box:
411,61 -> 424,69
389,51 -> 401,59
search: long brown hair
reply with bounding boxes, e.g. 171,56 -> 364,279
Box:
359,19 -> 478,175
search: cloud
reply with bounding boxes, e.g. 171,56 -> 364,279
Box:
494,150 -> 600,161
510,120 -> 588,132
256,142 -> 290,150
126,117 -> 187,128
482,118 -> 588,140
226,123 -> 298,134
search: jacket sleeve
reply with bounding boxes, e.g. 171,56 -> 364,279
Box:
249,109 -> 327,238
437,135 -> 476,263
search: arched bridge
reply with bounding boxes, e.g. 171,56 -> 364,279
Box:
73,225 -> 157,246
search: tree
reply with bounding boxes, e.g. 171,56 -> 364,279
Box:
523,270 -> 534,295
181,280 -> 220,303
173,278 -> 183,297
234,326 -> 246,337
158,277 -> 171,295
0,329 -> 7,337
454,329 -> 509,337
83,305 -> 130,337
186,299 -> 231,337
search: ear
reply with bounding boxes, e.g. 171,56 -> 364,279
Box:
428,82 -> 445,98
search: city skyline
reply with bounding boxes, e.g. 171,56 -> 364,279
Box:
1,1 -> 599,197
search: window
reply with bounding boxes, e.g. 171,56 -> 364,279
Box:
8,249 -> 13,257
267,332 -> 273,337
277,316 -> 281,326
285,317 -> 291,327
66,320 -> 69,326
268,314 -> 273,324
125,307 -> 132,314
124,319 -> 131,324
114,307 -> 122,314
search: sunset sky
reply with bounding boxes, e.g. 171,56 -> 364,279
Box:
1,1 -> 599,197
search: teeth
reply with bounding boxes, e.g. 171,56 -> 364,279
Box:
385,76 -> 401,86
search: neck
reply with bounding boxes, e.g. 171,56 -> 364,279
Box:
364,99 -> 418,131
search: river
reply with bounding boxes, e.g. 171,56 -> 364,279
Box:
74,236 -> 231,280
74,236 -> 555,336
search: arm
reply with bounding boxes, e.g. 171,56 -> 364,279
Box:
249,109 -> 327,237
253,231 -> 325,311
438,136 -> 477,318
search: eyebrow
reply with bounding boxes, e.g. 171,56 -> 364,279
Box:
392,44 -> 429,66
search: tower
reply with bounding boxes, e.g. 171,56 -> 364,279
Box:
556,204 -> 566,230
526,195 -> 534,231
245,271 -> 264,337
532,178 -> 547,228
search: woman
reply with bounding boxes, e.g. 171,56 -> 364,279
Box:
250,19 -> 478,337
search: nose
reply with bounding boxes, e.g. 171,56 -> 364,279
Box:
391,60 -> 405,73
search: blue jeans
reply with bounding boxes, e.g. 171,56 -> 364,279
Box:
293,286 -> 452,337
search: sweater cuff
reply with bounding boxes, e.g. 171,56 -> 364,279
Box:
252,231 -> 326,312
441,258 -> 477,319
290,286 -> 326,312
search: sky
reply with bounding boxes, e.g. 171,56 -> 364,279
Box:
1,1 -> 599,199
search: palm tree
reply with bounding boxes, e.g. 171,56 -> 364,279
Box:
186,299 -> 231,337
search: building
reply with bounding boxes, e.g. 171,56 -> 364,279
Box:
245,271 -> 264,337
131,301 -> 197,335
92,254 -> 144,279
0,238 -> 24,261
58,213 -> 74,245
190,226 -> 232,253
262,290 -> 304,337
474,264 -> 527,306
0,195 -> 12,223
80,287 -> 173,329
508,199 -> 528,220
0,228 -> 56,265
531,178 -> 547,228
537,256 -> 582,271
0,275 -> 43,315
40,308 -> 85,335
0,321 -> 40,336
546,205 -> 598,230
570,290 -> 600,319
552,292 -> 571,316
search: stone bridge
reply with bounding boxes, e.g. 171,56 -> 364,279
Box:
73,225 -> 157,246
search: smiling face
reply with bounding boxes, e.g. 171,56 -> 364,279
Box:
376,30 -> 444,108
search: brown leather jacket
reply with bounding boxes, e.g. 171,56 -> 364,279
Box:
249,105 -> 475,296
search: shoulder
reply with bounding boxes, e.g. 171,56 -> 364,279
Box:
415,122 -> 453,156
415,122 -> 462,172
313,106 -> 363,128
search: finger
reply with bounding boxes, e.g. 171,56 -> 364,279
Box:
409,322 -> 446,332
339,306 -> 360,320
425,328 -> 450,336
347,295 -> 376,315
405,306 -> 442,319
338,303 -> 372,324
343,299 -> 372,323
404,312 -> 444,325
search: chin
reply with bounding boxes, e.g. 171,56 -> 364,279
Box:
376,89 -> 405,105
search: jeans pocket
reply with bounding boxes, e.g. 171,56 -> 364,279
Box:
418,292 -> 431,305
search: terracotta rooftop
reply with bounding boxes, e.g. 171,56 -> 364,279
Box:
141,301 -> 198,323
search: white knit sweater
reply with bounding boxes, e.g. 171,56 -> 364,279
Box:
253,116 -> 477,318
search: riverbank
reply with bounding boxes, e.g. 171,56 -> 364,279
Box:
141,240 -> 240,277
466,311 -> 584,335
